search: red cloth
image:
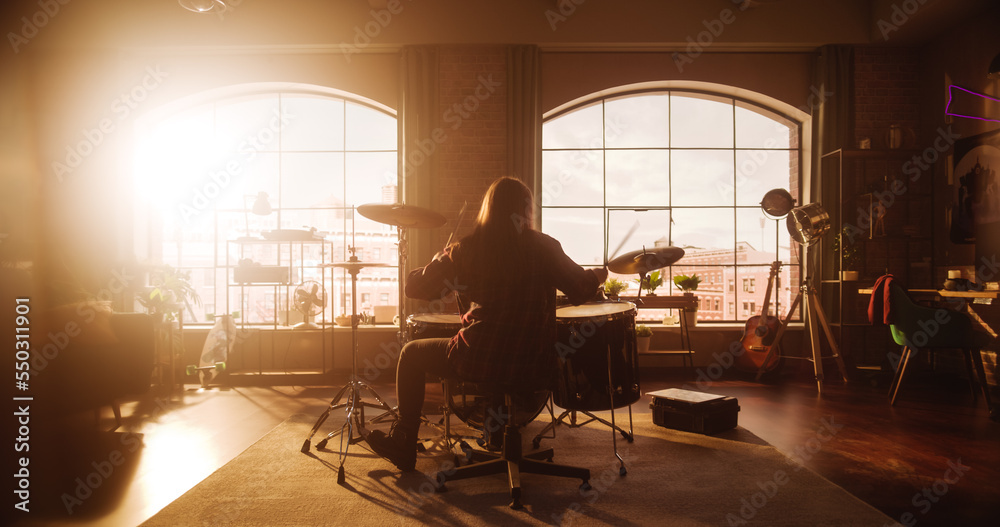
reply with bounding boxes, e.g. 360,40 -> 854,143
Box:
405,230 -> 601,388
868,274 -> 896,325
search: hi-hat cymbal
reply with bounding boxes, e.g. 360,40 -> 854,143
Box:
357,203 -> 447,229
320,261 -> 390,272
607,246 -> 685,275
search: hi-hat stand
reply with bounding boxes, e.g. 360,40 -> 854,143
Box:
300,248 -> 395,484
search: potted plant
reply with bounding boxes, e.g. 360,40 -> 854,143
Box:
673,273 -> 701,326
832,227 -> 862,281
673,274 -> 701,294
635,270 -> 663,296
136,265 -> 201,388
137,265 -> 201,322
636,324 -> 653,354
604,277 -> 629,300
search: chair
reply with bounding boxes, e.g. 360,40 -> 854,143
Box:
883,281 -> 995,419
434,382 -> 591,509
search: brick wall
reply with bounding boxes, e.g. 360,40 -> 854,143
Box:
434,46 -> 509,248
853,46 -> 921,149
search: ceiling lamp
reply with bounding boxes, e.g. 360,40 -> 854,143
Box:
179,0 -> 226,13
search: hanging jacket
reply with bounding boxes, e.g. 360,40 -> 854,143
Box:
868,274 -> 897,325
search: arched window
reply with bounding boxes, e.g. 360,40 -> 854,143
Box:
134,86 -> 398,324
541,87 -> 802,323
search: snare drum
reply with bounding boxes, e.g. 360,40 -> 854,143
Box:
406,313 -> 462,341
553,301 -> 640,411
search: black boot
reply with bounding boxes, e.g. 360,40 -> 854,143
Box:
366,421 -> 418,472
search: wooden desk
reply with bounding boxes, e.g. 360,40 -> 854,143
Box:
860,287 -> 999,387
859,288 -> 998,336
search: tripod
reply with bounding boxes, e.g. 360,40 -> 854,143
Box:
754,266 -> 850,394
300,248 -> 396,484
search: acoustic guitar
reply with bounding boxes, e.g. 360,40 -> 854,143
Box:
736,261 -> 783,374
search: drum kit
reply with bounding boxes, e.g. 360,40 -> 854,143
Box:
300,200 -> 687,481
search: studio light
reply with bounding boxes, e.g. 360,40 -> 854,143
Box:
786,203 -> 831,246
759,188 -> 795,219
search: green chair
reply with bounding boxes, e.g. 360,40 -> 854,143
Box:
885,282 -> 995,419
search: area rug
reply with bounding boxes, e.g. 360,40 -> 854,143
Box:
142,413 -> 892,526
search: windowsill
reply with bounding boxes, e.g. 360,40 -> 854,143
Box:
181,322 -> 806,332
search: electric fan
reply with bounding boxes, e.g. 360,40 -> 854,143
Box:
292,280 -> 326,329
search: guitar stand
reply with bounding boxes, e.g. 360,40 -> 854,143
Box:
754,278 -> 850,394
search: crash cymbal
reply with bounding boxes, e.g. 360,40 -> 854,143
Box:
607,246 -> 685,275
357,203 -> 447,229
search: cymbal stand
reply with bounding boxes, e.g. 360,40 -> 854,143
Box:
300,247 -> 398,484
395,226 -> 409,347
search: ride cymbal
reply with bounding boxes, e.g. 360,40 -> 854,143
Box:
357,203 -> 447,229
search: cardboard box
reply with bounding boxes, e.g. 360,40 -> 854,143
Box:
648,388 -> 739,435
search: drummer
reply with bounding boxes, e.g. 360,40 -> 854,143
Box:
366,176 -> 607,471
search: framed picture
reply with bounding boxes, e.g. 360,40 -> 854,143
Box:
950,129 -> 1000,245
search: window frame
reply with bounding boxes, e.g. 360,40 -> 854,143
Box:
540,86 -> 805,323
132,85 -> 399,325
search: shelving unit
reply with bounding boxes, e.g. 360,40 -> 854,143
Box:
819,148 -> 934,369
224,237 -> 335,376
620,294 -> 698,367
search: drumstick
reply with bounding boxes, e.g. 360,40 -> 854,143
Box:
445,200 -> 469,247
606,220 -> 640,263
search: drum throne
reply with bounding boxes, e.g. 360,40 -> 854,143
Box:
434,381 -> 592,509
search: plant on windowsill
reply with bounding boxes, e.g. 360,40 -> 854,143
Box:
832,227 -> 863,281
636,324 -> 653,354
673,274 -> 701,327
673,274 -> 701,294
604,278 -> 629,300
635,270 -> 663,296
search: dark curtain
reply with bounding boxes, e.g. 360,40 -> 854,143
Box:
811,45 -> 854,277
398,46 -> 440,314
506,45 -> 542,227
811,45 -> 855,190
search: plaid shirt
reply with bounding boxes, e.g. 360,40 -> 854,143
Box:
405,231 -> 600,388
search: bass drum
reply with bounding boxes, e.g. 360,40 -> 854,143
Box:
444,380 -> 549,433
407,313 -> 547,434
554,301 -> 640,411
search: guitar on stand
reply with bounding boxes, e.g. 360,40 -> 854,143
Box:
736,261 -> 783,376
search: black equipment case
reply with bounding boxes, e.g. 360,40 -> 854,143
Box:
648,388 -> 740,435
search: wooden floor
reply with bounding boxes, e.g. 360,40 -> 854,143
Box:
16,367 -> 1000,527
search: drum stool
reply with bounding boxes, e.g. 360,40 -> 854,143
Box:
434,383 -> 591,509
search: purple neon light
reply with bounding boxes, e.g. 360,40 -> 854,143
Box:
945,85 -> 1000,123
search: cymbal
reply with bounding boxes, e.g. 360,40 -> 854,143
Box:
320,261 -> 390,271
607,246 -> 685,275
357,203 -> 447,229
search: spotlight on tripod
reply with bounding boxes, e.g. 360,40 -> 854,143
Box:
753,198 -> 850,393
